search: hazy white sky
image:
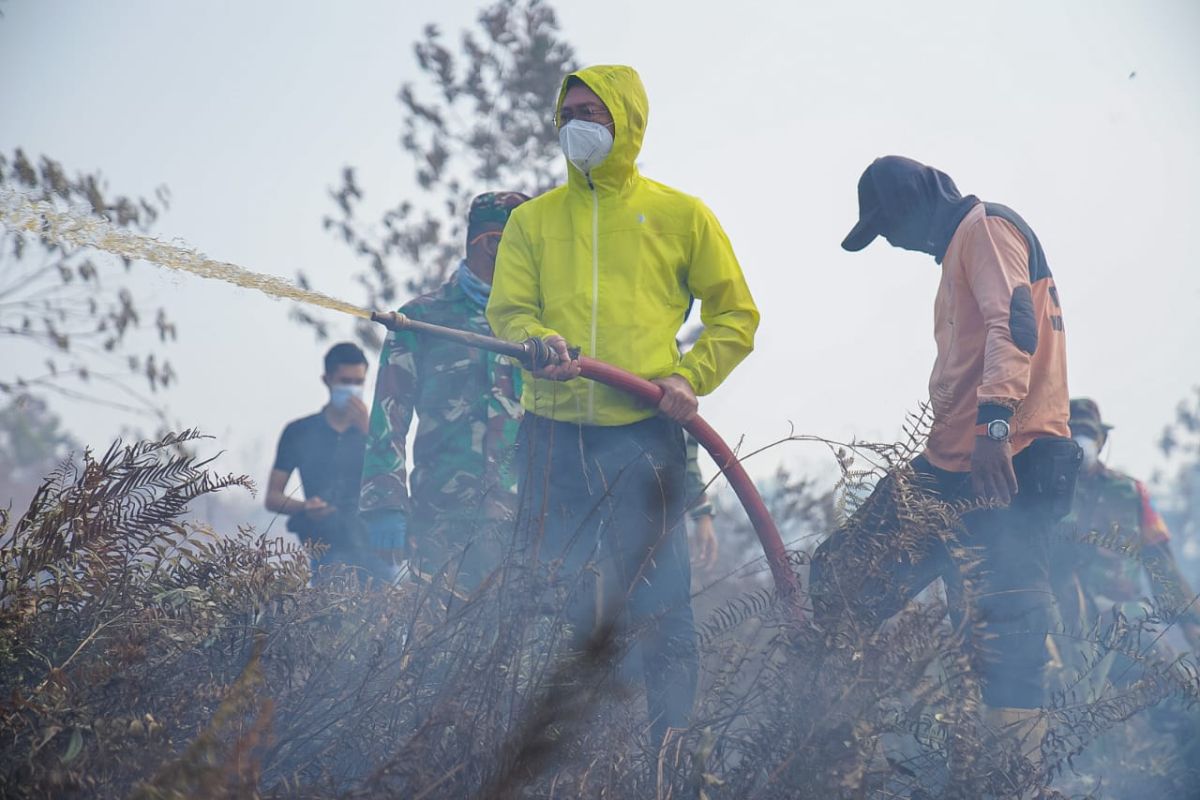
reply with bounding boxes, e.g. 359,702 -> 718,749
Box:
3,0 -> 1198,513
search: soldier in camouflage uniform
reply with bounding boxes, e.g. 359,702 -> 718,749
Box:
1051,398 -> 1200,682
360,192 -> 529,591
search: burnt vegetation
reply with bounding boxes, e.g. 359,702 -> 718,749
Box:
3,2 -> 1196,796
1,422 -> 1196,799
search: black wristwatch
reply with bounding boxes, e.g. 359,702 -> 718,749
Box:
975,419 -> 1010,442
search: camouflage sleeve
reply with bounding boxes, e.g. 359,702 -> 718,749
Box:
1143,541 -> 1200,622
359,325 -> 419,515
1134,482 -> 1198,621
1135,481 -> 1170,546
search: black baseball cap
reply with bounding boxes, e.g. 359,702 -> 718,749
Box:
842,163 -> 883,252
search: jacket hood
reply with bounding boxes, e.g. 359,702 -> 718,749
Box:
852,156 -> 979,262
556,65 -> 647,194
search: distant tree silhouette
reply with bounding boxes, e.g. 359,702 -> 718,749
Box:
0,392 -> 78,513
1158,387 -> 1200,577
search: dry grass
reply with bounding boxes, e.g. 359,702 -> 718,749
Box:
1,427 -> 1197,799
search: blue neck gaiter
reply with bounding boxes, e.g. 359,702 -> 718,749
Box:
457,261 -> 491,311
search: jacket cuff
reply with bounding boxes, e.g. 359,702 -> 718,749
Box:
671,364 -> 700,395
976,402 -> 1014,424
528,326 -> 561,342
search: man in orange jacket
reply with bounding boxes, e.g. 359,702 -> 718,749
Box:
812,156 -> 1081,760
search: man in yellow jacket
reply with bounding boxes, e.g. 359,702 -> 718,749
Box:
487,64 -> 759,743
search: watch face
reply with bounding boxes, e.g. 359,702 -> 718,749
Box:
987,419 -> 1010,441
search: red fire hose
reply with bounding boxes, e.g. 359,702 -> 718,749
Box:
576,357 -> 801,604
371,311 -> 802,608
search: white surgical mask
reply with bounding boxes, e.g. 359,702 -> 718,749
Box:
558,119 -> 613,175
330,384 -> 364,410
1074,435 -> 1100,471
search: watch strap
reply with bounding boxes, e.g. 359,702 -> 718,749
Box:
976,402 -> 1015,424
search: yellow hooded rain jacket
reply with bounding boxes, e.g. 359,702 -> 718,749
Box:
487,65 -> 759,426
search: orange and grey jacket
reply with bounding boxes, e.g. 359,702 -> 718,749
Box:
925,202 -> 1070,471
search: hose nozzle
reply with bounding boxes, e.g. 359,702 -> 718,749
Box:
370,311 -> 579,372
371,310 -> 409,332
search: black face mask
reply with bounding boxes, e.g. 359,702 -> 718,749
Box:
880,210 -> 936,254
867,156 -> 979,262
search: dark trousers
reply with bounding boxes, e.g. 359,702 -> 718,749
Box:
515,413 -> 698,741
306,512 -> 395,584
311,546 -> 396,584
811,446 -> 1071,709
408,518 -> 508,594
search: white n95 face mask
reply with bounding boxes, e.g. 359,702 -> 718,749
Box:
1074,435 -> 1100,470
558,120 -> 613,175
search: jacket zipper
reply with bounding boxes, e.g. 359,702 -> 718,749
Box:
587,174 -> 599,423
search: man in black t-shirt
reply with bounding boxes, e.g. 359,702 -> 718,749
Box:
266,342 -> 388,580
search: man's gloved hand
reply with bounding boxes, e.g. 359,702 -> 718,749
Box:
532,335 -> 581,381
347,394 -> 371,435
303,496 -> 336,519
364,510 -> 408,558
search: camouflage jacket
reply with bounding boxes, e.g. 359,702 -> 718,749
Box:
359,273 -> 523,531
1056,464 -> 1170,617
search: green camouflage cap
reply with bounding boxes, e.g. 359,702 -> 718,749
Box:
1069,397 -> 1113,440
467,191 -> 530,239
